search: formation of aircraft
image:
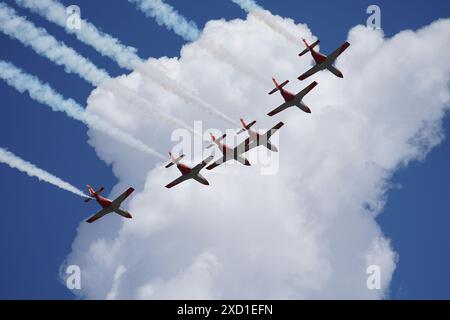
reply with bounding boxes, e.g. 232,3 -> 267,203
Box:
84,185 -> 134,223
83,38 -> 350,222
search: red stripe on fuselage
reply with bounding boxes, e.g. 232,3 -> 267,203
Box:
96,195 -> 112,209
311,50 -> 326,64
177,163 -> 191,175
280,88 -> 295,102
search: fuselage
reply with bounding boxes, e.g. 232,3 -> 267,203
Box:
93,193 -> 112,209
247,128 -> 259,142
175,160 -> 207,184
177,163 -> 192,175
279,87 -> 295,102
216,141 -> 231,156
310,48 -> 327,65
278,87 -> 311,113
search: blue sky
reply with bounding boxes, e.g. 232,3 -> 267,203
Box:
0,0 -> 449,299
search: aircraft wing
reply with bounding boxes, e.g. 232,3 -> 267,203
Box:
264,122 -> 284,140
206,156 -> 226,170
86,207 -> 113,223
327,41 -> 350,63
165,175 -> 190,188
192,155 -> 215,172
297,64 -> 322,81
296,81 -> 318,99
267,101 -> 293,117
111,187 -> 135,207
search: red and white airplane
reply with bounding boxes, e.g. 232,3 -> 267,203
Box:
267,78 -> 317,116
205,133 -> 251,170
297,38 -> 350,80
84,185 -> 134,223
165,152 -> 214,188
237,118 -> 281,152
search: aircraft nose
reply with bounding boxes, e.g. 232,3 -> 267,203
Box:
305,107 -> 311,113
126,212 -> 132,218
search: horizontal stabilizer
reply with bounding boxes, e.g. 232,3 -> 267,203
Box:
206,133 -> 226,149
237,118 -> 256,134
269,79 -> 289,95
165,153 -> 185,168
299,39 -> 319,56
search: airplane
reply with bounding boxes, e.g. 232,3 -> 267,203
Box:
84,185 -> 134,223
297,38 -> 350,80
267,78 -> 317,116
165,152 -> 214,188
205,133 -> 251,170
237,118 -> 281,152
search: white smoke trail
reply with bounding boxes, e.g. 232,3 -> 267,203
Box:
137,64 -> 238,126
14,0 -> 144,70
104,80 -> 203,138
129,0 -> 265,85
0,3 -> 110,86
129,0 -> 201,42
0,148 -> 87,198
0,60 -> 165,160
198,38 -> 267,85
230,0 -> 299,45
10,1 -> 209,132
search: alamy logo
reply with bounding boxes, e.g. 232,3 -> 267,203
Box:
66,264 -> 81,290
366,265 -> 381,290
366,5 -> 382,30
66,5 -> 81,30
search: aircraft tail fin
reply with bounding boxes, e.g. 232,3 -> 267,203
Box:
269,78 -> 289,95
165,152 -> 185,168
299,38 -> 319,56
206,133 -> 226,149
237,118 -> 256,134
85,185 -> 104,202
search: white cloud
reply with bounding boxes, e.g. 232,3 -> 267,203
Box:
62,13 -> 450,299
